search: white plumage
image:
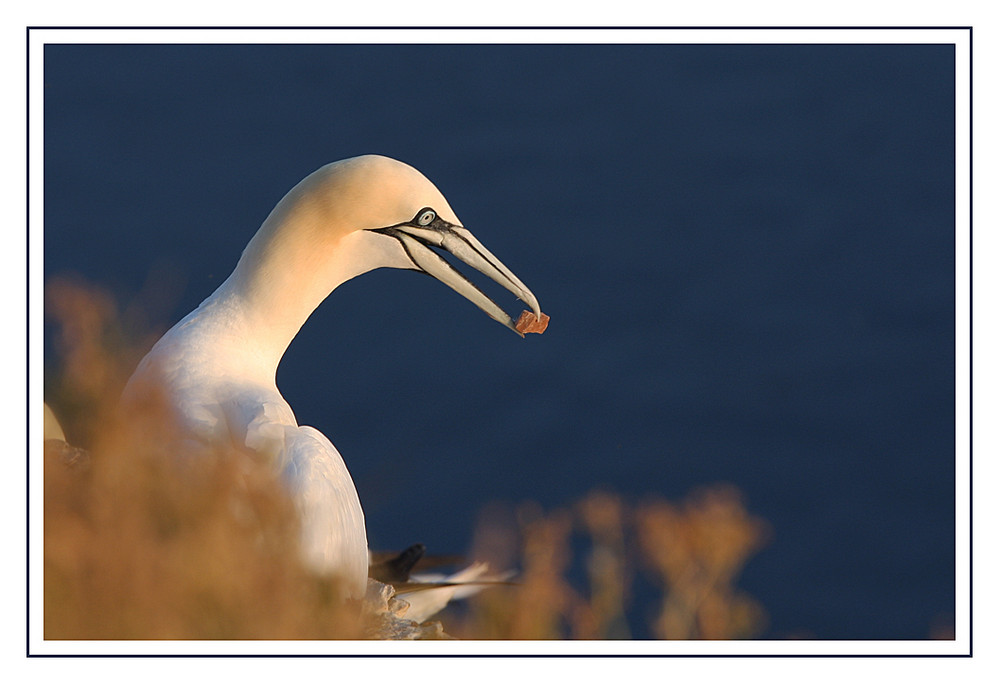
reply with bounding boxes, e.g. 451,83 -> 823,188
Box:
123,155 -> 541,601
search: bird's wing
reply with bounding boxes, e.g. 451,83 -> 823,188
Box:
368,543 -> 427,584
172,381 -> 370,600
396,562 -> 514,623
281,424 -> 369,599
220,388 -> 297,460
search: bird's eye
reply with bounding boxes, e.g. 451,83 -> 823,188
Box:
417,209 -> 436,226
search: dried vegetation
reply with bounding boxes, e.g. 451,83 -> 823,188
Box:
43,279 -> 770,640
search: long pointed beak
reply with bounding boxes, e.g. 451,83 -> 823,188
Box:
373,223 -> 541,336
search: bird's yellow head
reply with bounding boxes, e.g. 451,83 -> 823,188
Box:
245,154 -> 541,336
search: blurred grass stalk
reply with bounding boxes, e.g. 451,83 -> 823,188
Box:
447,488 -> 769,640
44,278 -> 771,640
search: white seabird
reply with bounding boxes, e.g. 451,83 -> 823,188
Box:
123,155 -> 542,602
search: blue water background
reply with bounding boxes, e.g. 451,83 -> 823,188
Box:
42,42 -> 956,639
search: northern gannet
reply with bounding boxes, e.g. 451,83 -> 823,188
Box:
122,155 -> 542,601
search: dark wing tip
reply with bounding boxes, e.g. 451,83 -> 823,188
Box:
368,543 -> 427,584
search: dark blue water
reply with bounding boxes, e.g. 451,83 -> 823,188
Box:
42,42 -> 956,639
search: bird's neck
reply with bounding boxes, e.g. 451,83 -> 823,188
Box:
204,204 -> 359,378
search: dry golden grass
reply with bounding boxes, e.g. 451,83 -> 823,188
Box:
635,486 -> 770,639
44,429 -> 364,639
44,278 -> 772,641
445,489 -> 770,640
44,278 -> 364,639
